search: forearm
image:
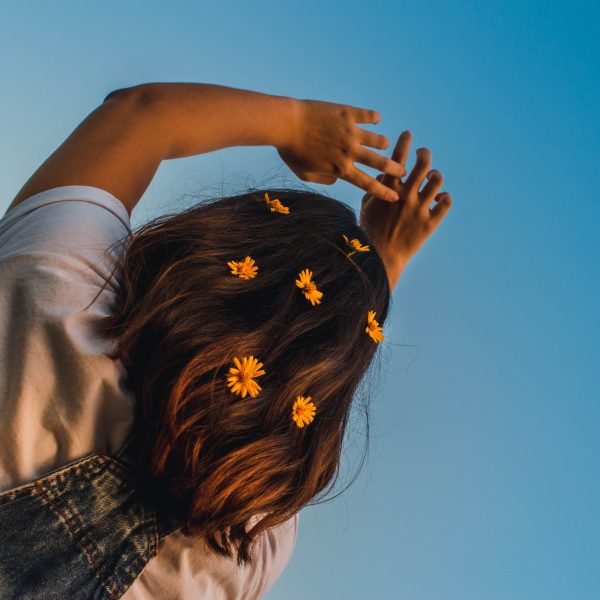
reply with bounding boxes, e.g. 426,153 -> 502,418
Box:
121,82 -> 299,160
8,83 -> 299,216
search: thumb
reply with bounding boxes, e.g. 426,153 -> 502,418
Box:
320,175 -> 338,185
303,172 -> 338,185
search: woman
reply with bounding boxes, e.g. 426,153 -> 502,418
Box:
0,82 -> 452,599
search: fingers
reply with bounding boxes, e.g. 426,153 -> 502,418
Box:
404,147 -> 432,191
374,130 -> 412,191
345,165 -> 399,202
361,173 -> 392,205
356,127 -> 390,150
429,191 -> 452,226
350,106 -> 381,124
354,146 -> 406,179
390,131 -> 412,170
419,169 -> 443,202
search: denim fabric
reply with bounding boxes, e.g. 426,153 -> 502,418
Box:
0,431 -> 183,600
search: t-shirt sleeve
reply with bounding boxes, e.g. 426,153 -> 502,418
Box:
0,185 -> 132,285
120,512 -> 299,600
0,186 -> 135,492
258,511 -> 299,597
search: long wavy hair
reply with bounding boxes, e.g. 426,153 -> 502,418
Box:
94,186 -> 391,565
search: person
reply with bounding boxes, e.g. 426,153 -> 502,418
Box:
0,82 -> 452,599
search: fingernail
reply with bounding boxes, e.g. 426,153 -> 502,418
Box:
390,191 -> 400,201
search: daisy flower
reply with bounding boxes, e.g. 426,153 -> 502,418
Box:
343,234 -> 370,257
292,395 -> 317,428
226,355 -> 266,398
227,256 -> 258,279
365,310 -> 384,343
264,192 -> 290,214
295,268 -> 324,306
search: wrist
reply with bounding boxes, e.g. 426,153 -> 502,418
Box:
265,95 -> 302,150
383,255 -> 409,292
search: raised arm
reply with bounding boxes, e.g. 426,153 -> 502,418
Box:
7,84 -> 295,216
8,82 -> 405,217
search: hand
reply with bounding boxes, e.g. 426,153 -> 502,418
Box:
277,98 -> 406,202
359,131 -> 453,292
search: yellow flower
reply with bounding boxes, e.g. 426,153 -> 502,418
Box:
295,268 -> 324,306
365,310 -> 384,343
264,192 -> 290,214
292,395 -> 316,428
227,256 -> 258,279
226,355 -> 266,398
343,234 -> 370,257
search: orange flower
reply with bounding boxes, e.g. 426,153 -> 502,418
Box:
365,310 -> 384,343
292,395 -> 316,428
227,256 -> 258,279
264,192 -> 290,214
343,234 -> 370,257
226,355 -> 266,398
295,268 -> 323,306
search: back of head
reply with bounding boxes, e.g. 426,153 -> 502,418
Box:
99,187 -> 390,565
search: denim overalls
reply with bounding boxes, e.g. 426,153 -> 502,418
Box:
0,430 -> 184,599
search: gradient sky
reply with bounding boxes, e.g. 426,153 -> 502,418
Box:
2,1 -> 599,599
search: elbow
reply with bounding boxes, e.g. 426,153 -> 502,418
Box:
103,85 -> 152,106
103,86 -> 134,103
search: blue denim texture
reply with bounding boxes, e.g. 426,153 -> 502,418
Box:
0,431 -> 183,599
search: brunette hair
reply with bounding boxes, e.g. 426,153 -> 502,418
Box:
95,186 -> 391,565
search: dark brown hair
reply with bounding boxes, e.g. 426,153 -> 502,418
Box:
95,187 -> 391,565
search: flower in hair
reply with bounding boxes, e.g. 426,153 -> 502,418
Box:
292,395 -> 316,428
264,192 -> 290,214
226,355 -> 266,398
227,256 -> 258,279
343,234 -> 370,257
295,269 -> 323,306
366,310 -> 384,343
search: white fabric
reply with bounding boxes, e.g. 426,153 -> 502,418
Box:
0,185 -> 298,599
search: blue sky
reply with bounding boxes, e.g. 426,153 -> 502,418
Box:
2,1 -> 599,598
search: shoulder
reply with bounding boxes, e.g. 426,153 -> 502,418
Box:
255,513 -> 299,596
3,185 -> 131,228
0,185 -> 131,291
124,514 -> 299,600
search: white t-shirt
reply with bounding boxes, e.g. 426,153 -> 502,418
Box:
0,185 -> 298,599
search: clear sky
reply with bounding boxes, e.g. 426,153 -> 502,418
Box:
2,1 -> 599,598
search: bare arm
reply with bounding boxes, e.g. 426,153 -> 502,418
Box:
7,83 -> 297,216
8,82 -> 404,217
134,82 -> 405,199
